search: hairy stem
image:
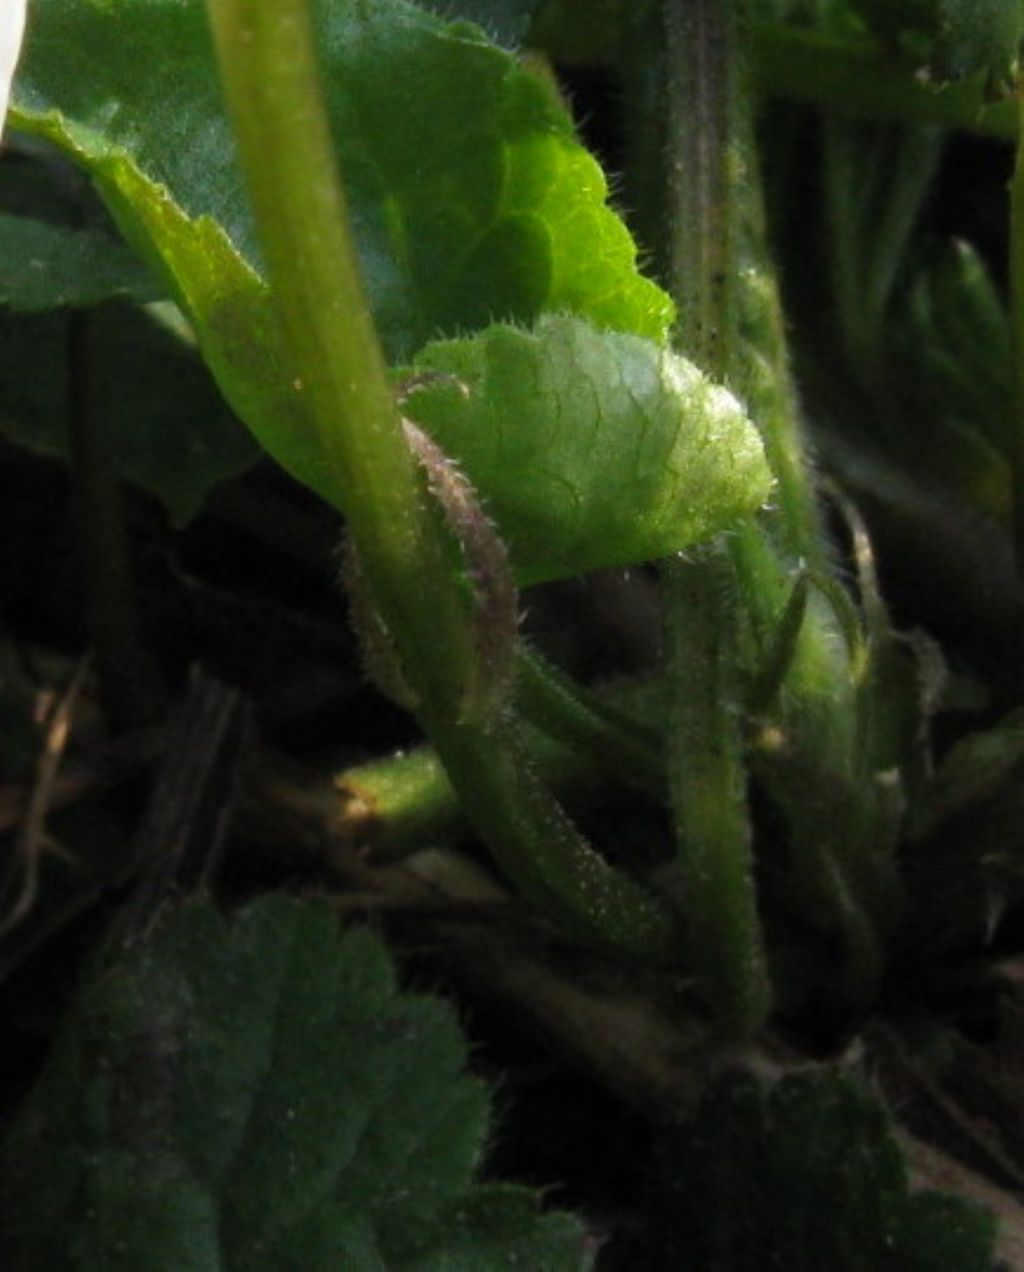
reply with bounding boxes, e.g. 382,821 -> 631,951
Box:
659,5 -> 820,560
664,545 -> 772,1034
653,0 -> 889,1026
657,0 -> 772,1033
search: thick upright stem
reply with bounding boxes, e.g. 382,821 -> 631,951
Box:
207,0 -> 678,960
661,0 -> 888,1016
664,0 -> 737,376
664,545 -> 772,1034
206,0 -> 474,721
657,0 -> 772,1033
661,1 -> 732,376
627,0 -> 820,561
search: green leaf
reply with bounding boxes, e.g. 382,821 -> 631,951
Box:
629,1068 -> 996,1270
10,0 -> 673,522
935,0 -> 1024,94
894,242 -> 1013,504
822,119 -> 942,380
827,239 -> 1014,538
0,210 -> 160,310
0,896 -> 587,1270
0,303 -> 258,525
920,707 -> 1024,834
402,315 -> 772,583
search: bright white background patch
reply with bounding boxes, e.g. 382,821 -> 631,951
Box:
0,0 -> 27,137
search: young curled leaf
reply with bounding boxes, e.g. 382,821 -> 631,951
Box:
403,315 -> 773,584
403,419 -> 520,718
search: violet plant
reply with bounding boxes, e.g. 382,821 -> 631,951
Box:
1,0 -> 1023,1264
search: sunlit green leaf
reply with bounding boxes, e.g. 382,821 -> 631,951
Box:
9,0 -> 673,526
403,315 -> 772,583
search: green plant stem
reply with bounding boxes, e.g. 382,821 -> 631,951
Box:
206,0 -> 473,721
515,651 -> 664,795
419,715 -> 678,959
67,308 -> 164,730
654,0 -> 887,1026
324,675 -> 667,863
659,5 -> 820,563
664,546 -> 772,1035
663,0 -> 736,377
1012,79 -> 1024,579
207,0 -> 677,960
542,11 -> 1017,140
653,0 -> 772,1033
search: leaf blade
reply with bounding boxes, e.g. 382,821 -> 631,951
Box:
10,0 -> 674,524
0,896 -> 588,1270
404,315 -> 773,582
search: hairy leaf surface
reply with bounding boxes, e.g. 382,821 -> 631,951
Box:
0,897 -> 587,1269
403,315 -> 773,583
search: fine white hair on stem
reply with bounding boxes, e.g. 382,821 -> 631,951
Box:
0,0 -> 27,139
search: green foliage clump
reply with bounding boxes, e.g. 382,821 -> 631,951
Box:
0,898 -> 588,1270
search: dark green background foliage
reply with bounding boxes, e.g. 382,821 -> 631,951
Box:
0,898 -> 587,1269
628,1070 -> 995,1271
